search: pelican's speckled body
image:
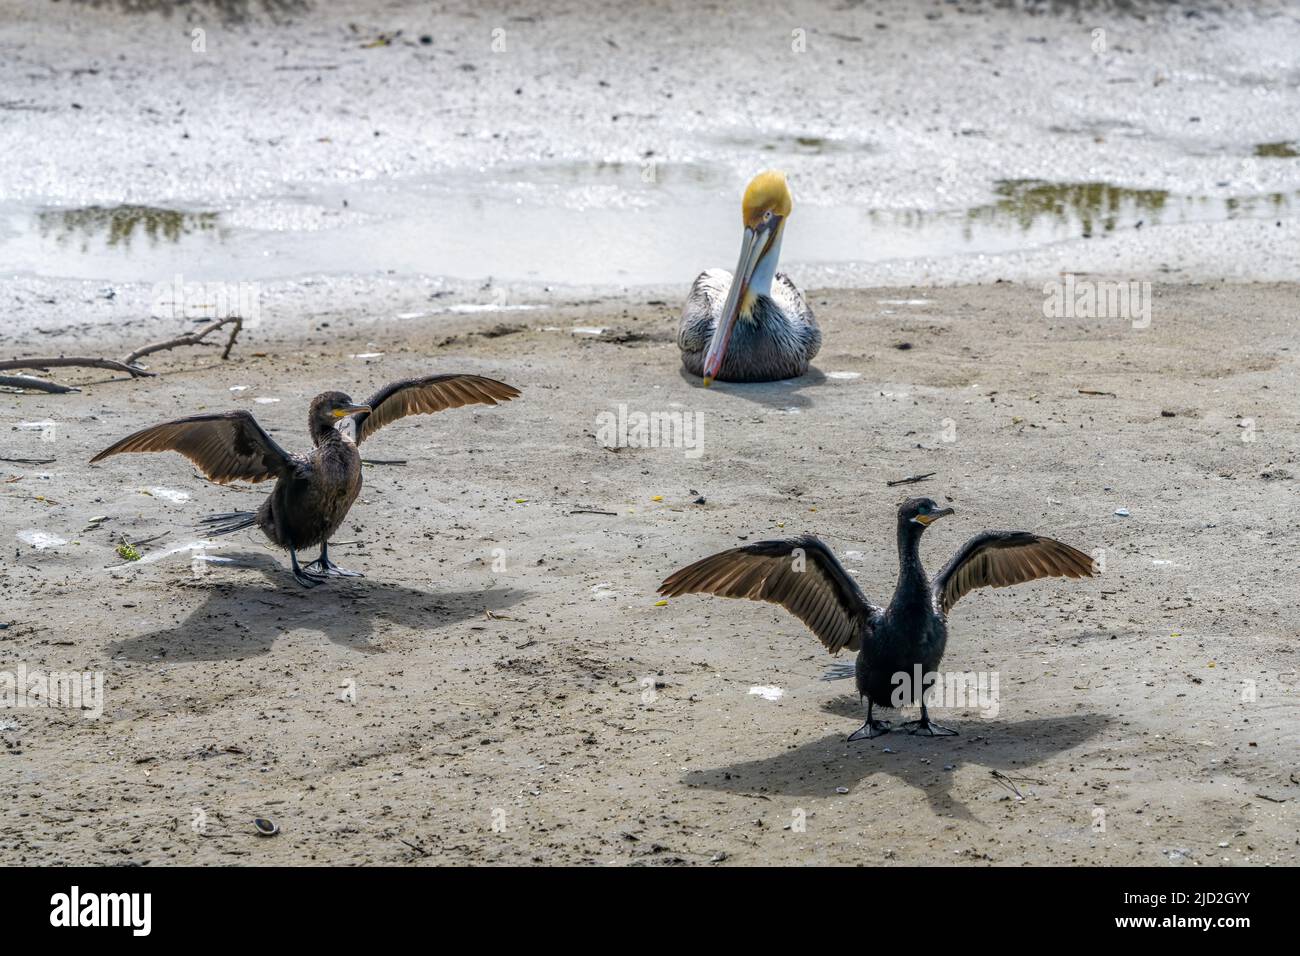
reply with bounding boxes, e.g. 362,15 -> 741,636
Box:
678,268 -> 820,382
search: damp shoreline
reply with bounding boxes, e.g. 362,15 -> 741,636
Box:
4,174 -> 1299,290
2,0 -> 1300,323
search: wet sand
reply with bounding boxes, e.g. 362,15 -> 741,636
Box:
2,281 -> 1297,865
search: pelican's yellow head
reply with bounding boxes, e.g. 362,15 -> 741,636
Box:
741,170 -> 793,228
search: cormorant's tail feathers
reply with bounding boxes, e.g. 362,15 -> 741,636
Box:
198,511 -> 257,536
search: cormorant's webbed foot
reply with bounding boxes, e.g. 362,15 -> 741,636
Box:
292,566 -> 325,588
303,558 -> 364,578
304,543 -> 364,578
900,717 -> 959,737
847,719 -> 892,742
290,549 -> 327,588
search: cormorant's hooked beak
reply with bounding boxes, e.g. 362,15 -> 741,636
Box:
332,402 -> 372,418
913,507 -> 955,526
701,221 -> 780,387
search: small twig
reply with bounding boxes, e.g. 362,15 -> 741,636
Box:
0,492 -> 61,504
0,375 -> 80,393
1078,389 -> 1117,398
398,838 -> 430,857
0,457 -> 56,465
886,472 -> 936,487
115,530 -> 167,549
361,458 -> 407,466
124,315 -> 243,366
569,509 -> 617,516
990,770 -> 1024,800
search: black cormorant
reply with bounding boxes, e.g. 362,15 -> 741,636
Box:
659,497 -> 1095,739
91,374 -> 520,587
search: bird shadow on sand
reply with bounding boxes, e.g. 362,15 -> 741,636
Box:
677,366 -> 826,409
107,551 -> 527,663
683,699 -> 1112,821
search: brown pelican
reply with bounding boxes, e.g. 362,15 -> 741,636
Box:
659,498 -> 1095,738
90,374 -> 520,587
679,170 -> 820,385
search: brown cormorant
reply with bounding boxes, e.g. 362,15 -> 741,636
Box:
679,170 -> 820,385
91,374 -> 520,587
659,497 -> 1095,739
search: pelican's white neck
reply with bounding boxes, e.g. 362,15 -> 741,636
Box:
744,226 -> 784,312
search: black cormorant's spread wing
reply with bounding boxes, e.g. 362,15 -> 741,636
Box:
932,531 -> 1095,616
91,411 -> 295,485
659,536 -> 875,654
354,374 -> 520,444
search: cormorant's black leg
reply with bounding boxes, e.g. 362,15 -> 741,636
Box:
900,702 -> 958,737
290,547 -> 325,588
303,541 -> 364,578
847,699 -> 893,742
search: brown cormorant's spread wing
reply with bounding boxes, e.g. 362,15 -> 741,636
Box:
355,374 -> 520,443
932,531 -> 1095,616
90,411 -> 294,484
658,536 -> 875,654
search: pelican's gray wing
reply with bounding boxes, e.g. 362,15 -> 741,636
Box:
772,272 -> 817,330
932,531 -> 1096,616
772,270 -> 820,361
678,268 -> 731,356
659,535 -> 876,654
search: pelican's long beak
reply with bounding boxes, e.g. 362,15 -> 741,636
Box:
701,222 -> 778,386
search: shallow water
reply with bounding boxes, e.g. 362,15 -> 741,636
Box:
3,1 -> 1299,304
3,164 -> 1296,287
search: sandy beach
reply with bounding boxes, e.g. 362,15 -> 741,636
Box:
3,280 -> 1298,865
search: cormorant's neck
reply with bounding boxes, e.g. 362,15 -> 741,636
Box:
310,417 -> 340,446
891,521 -> 930,611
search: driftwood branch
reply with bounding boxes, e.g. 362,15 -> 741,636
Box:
5,315 -> 245,393
0,357 -> 153,378
0,374 -> 80,394
124,315 -> 244,366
